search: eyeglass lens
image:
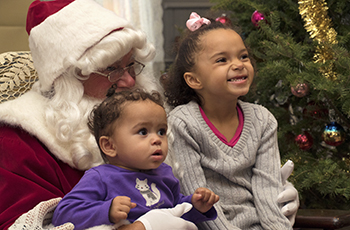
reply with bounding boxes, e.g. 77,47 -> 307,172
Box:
109,62 -> 144,82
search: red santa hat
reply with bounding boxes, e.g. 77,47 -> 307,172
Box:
26,0 -> 132,92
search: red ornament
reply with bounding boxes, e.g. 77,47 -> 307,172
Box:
295,131 -> 313,150
251,10 -> 266,27
303,101 -> 328,119
215,14 -> 231,26
291,83 -> 309,97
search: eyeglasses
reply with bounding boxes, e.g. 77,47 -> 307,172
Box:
93,60 -> 145,82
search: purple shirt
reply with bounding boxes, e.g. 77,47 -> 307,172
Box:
52,163 -> 216,230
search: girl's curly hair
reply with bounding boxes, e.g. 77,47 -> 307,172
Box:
88,87 -> 163,162
163,18 -> 233,107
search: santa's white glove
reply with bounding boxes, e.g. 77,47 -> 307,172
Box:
136,203 -> 198,230
278,160 -> 299,226
8,197 -> 74,230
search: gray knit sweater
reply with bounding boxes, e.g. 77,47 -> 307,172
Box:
167,100 -> 293,230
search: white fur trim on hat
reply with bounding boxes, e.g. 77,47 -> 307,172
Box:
29,0 -> 133,92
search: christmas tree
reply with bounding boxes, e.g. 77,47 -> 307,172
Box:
210,0 -> 350,209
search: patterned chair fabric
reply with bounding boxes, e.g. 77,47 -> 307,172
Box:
0,51 -> 38,103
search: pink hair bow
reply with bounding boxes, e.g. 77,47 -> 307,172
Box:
186,12 -> 211,31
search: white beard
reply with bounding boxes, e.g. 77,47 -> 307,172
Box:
0,88 -> 103,170
44,87 -> 105,170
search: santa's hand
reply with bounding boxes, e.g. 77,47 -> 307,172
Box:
8,197 -> 74,230
278,160 -> 299,226
136,203 -> 198,230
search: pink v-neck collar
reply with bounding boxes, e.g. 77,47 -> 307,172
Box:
199,105 -> 244,147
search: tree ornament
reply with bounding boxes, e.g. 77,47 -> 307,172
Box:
272,80 -> 289,105
159,72 -> 169,89
295,131 -> 313,150
251,10 -> 265,27
298,0 -> 338,80
302,101 -> 328,119
291,83 -> 309,97
322,122 -> 346,146
215,14 -> 231,26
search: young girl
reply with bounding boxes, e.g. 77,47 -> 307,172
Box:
52,88 -> 219,230
163,13 -> 294,230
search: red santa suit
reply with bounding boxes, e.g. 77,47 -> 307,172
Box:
0,90 -> 96,229
0,0 -> 157,229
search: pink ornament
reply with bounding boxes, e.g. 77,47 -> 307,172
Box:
251,10 -> 265,27
215,14 -> 231,26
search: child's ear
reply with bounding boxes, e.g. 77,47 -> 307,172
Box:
184,72 -> 202,90
99,136 -> 117,157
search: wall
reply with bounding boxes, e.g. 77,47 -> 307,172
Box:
162,0 -> 213,68
0,0 -> 32,53
0,0 -> 214,66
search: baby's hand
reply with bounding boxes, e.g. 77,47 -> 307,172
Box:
191,187 -> 219,213
109,196 -> 137,224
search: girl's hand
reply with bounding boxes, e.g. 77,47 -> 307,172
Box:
109,196 -> 137,224
191,187 -> 219,213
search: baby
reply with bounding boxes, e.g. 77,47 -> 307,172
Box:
52,88 -> 219,230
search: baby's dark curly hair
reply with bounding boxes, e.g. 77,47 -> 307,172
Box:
163,18 -> 251,107
88,87 -> 164,162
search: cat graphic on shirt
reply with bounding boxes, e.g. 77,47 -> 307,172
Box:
135,178 -> 160,206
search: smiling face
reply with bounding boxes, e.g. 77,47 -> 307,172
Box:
100,99 -> 168,171
184,28 -> 254,104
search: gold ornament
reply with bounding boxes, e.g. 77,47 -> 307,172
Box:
298,0 -> 337,80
